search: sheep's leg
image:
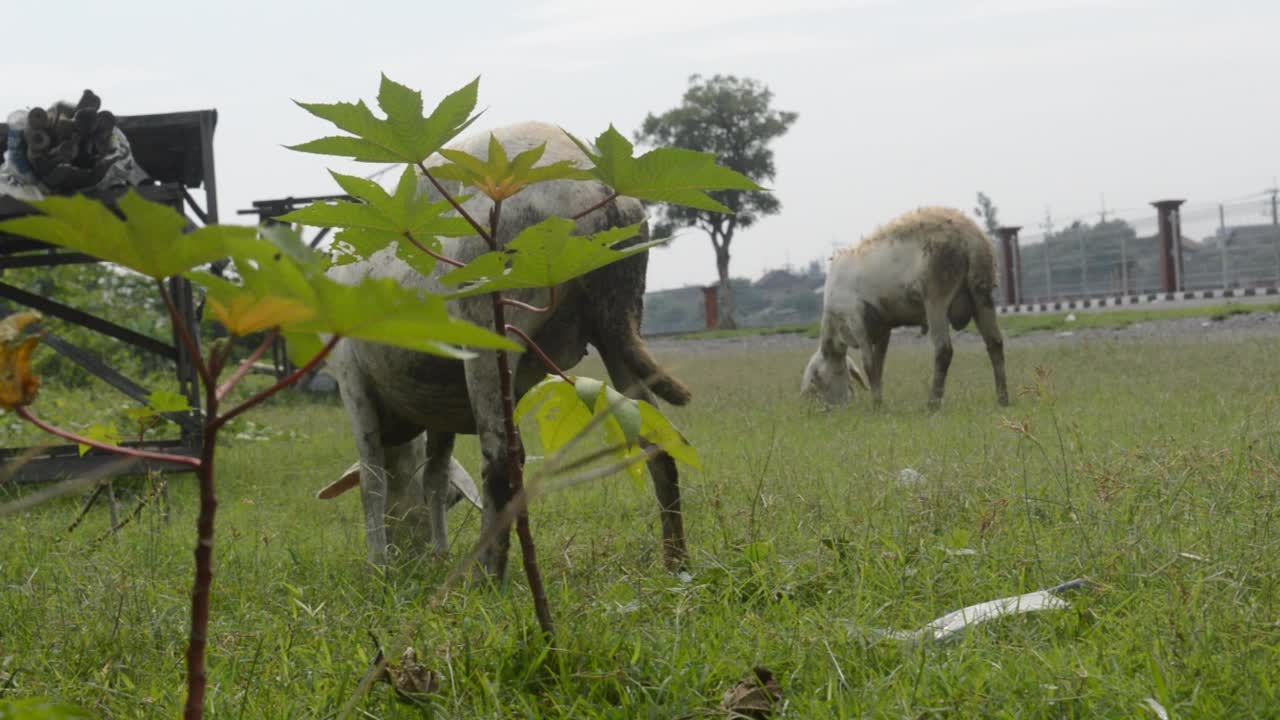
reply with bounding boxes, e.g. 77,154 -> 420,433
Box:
464,353 -> 515,582
385,437 -> 432,556
337,384 -> 390,565
863,325 -> 891,408
924,297 -> 954,411
599,351 -> 687,570
972,291 -> 1010,406
423,432 -> 458,555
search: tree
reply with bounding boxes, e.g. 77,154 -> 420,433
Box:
973,192 -> 1000,235
636,74 -> 797,329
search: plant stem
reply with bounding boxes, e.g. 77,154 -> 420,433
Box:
183,342 -> 222,720
488,200 -> 554,637
492,294 -> 555,637
212,336 -> 341,431
403,232 -> 465,269
503,324 -> 570,383
498,286 -> 556,314
569,192 -> 618,221
15,407 -> 202,468
415,163 -> 493,247
157,279 -> 214,389
215,329 -> 279,401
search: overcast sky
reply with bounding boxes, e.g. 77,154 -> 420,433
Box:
4,0 -> 1277,290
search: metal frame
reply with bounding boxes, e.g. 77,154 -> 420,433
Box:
0,110 -> 219,485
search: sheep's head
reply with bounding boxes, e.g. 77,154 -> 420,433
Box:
800,350 -> 868,406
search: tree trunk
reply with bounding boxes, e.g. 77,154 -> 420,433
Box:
715,245 -> 736,329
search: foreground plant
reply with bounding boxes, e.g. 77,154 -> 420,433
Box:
285,74 -> 757,632
0,198 -> 512,719
0,73 -> 760,717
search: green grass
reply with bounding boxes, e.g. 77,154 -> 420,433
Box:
4,333 -> 1280,717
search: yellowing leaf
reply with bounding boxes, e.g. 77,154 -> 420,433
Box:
434,135 -> 592,202
207,293 -> 316,337
0,312 -> 44,410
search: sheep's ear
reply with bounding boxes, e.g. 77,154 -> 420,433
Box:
317,462 -> 361,499
846,356 -> 869,391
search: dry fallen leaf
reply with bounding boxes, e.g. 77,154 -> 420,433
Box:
720,666 -> 781,719
386,646 -> 440,703
0,311 -> 44,410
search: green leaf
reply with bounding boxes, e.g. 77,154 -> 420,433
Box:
280,168 -> 474,275
289,75 -> 483,164
188,225 -> 517,358
439,217 -> 659,297
565,126 -> 765,213
577,377 -> 641,447
637,401 -> 700,470
433,135 -> 592,202
0,191 -> 246,279
78,423 -> 121,456
283,331 -> 325,368
516,378 -> 595,453
292,276 -> 520,358
516,377 -> 699,480
124,406 -> 157,423
146,389 -> 191,413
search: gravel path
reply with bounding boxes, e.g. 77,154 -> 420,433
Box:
644,310 -> 1280,355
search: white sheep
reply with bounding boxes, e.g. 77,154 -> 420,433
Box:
801,206 -> 1009,410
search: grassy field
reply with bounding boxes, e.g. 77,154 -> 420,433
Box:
3,330 -> 1280,717
667,301 -> 1280,342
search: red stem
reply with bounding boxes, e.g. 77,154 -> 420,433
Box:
157,279 -> 214,389
211,336 -> 341,431
498,286 -> 555,314
504,324 -> 570,383
15,407 -> 201,468
215,329 -> 279,401
570,192 -> 618,221
183,343 -> 221,720
492,295 -> 555,637
403,232 -> 465,269
415,163 -> 493,248
487,200 -> 554,637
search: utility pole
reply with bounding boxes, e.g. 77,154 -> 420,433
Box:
1099,192 -> 1108,223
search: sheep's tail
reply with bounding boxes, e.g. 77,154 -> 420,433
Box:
581,210 -> 692,407
966,223 -> 1000,299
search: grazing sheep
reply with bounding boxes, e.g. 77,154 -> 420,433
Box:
801,206 -> 1009,410
323,121 -> 691,577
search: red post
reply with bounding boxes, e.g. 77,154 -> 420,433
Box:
1152,199 -> 1185,293
995,226 -> 1022,305
701,285 -> 719,330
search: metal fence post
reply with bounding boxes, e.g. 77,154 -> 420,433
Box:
1079,227 -> 1088,297
1043,235 -> 1053,300
1152,199 -> 1185,294
1120,231 -> 1129,296
995,226 -> 1022,305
